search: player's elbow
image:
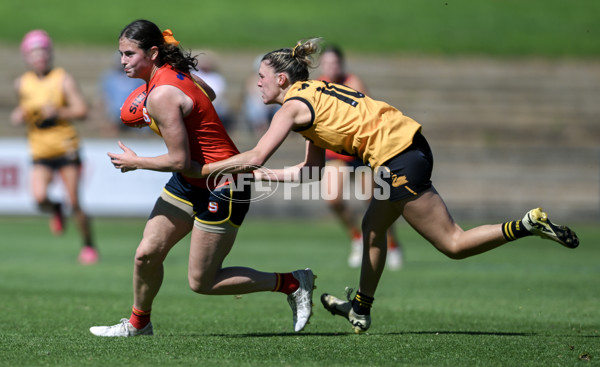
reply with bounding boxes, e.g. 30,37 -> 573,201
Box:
174,161 -> 190,172
79,109 -> 89,120
171,155 -> 191,172
70,103 -> 89,120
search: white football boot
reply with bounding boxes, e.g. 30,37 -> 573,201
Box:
386,246 -> 404,271
287,268 -> 316,332
90,318 -> 153,337
348,237 -> 362,268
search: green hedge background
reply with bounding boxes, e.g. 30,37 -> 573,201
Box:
1,0 -> 598,56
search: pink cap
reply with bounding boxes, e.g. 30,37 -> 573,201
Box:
20,29 -> 52,55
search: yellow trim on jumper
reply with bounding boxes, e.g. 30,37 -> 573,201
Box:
192,78 -> 210,99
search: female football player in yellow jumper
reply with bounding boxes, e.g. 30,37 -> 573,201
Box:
10,29 -> 98,265
185,37 -> 579,334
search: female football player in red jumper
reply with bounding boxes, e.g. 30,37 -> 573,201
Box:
90,20 -> 315,337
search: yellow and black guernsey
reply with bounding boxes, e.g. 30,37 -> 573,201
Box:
284,80 -> 422,168
18,67 -> 80,161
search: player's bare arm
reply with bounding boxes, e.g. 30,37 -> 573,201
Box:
108,85 -> 192,173
10,77 -> 26,126
59,72 -> 88,121
184,99 -> 312,178
254,140 -> 325,182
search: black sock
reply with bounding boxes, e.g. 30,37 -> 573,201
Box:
352,291 -> 374,315
502,220 -> 531,241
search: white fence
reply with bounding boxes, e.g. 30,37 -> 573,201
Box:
0,138 -> 598,222
0,138 -> 169,216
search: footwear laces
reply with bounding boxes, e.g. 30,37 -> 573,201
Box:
97,318 -> 132,336
343,287 -> 355,301
115,318 -> 131,333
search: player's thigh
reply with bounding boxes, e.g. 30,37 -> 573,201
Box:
363,197 -> 403,234
401,186 -> 462,250
139,193 -> 194,258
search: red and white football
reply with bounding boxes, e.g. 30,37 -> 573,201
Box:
120,85 -> 148,127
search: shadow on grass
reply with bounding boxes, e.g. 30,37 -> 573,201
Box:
157,329 -> 600,338
201,330 -> 539,338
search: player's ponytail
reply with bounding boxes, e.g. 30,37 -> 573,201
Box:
262,37 -> 322,84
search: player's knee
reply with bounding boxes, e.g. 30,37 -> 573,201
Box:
133,245 -> 162,268
34,196 -> 50,208
361,225 -> 387,250
361,218 -> 383,238
188,280 -> 204,294
437,243 -> 468,260
133,249 -> 150,267
443,250 -> 468,260
188,276 -> 212,294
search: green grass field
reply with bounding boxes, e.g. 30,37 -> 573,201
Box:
1,1 -> 597,365
1,0 -> 599,56
0,216 -> 598,366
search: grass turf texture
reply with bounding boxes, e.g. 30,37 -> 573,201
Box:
0,216 -> 598,366
1,0 -> 599,57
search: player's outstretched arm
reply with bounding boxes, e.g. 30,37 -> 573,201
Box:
253,140 -> 325,182
183,100 -> 310,178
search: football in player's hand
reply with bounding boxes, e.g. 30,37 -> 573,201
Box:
120,85 -> 148,127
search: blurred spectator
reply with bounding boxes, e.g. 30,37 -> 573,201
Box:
240,55 -> 281,137
191,50 -> 232,130
99,52 -> 144,134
